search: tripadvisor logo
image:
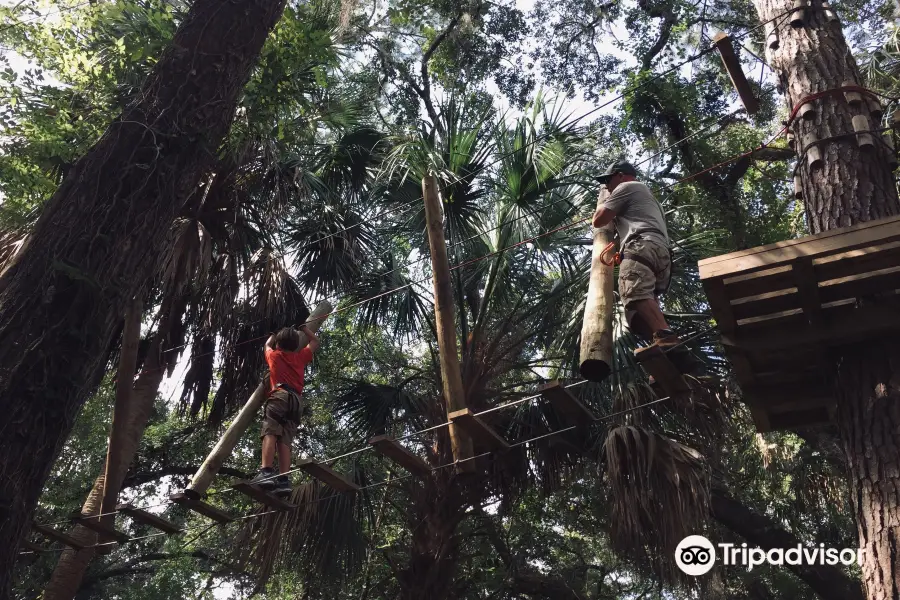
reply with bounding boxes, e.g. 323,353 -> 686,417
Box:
675,535 -> 864,576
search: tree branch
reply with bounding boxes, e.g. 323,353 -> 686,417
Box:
419,12 -> 463,135
710,489 -> 864,600
639,1 -> 678,70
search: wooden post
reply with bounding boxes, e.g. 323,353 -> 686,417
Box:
97,296 -> 142,551
713,33 -> 760,115
422,174 -> 475,471
580,189 -> 616,382
186,301 -> 332,496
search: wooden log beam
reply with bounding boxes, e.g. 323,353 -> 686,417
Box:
580,189 -> 615,382
32,523 -> 86,550
368,435 -> 431,478
186,301 -> 331,496
70,513 -> 130,544
231,481 -> 296,510
116,504 -> 182,534
713,33 -> 760,115
169,492 -> 234,524
297,459 -> 360,492
634,346 -> 692,397
422,174 -> 475,472
449,408 -> 510,453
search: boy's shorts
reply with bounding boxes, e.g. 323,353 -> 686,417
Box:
619,237 -> 672,321
261,388 -> 303,448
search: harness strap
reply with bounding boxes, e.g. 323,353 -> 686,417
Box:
620,243 -> 673,295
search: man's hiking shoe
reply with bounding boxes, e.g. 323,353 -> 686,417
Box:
652,329 -> 681,348
273,475 -> 292,496
250,468 -> 277,490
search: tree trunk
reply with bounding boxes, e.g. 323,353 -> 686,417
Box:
43,301 -> 180,600
753,2 -> 900,599
396,475 -> 467,600
0,0 -> 287,592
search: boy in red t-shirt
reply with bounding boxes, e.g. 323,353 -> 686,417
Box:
250,325 -> 319,495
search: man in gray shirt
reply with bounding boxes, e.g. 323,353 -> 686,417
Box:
591,159 -> 690,367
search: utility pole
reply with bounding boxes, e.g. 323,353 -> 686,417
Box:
752,1 -> 900,597
580,189 -> 616,382
422,174 -> 475,471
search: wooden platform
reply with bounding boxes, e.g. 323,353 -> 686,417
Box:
448,408 -> 510,452
633,347 -> 692,398
231,481 -> 296,510
369,435 -> 431,478
699,215 -> 900,431
297,459 -> 360,492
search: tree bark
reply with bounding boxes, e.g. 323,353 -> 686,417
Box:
0,0 -> 287,592
711,489 -> 864,600
752,2 -> 900,599
43,300 -> 181,600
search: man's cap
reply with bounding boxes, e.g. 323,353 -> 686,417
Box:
596,159 -> 638,183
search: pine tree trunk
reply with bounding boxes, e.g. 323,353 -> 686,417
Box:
43,301 -> 179,600
752,2 -> 900,598
0,0 -> 286,592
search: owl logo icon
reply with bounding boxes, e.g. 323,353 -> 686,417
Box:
675,535 -> 716,576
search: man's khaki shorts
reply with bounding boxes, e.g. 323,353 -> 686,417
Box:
261,388 -> 303,448
618,237 -> 672,309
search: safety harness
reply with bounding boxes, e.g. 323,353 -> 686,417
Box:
599,229 -> 673,295
264,382 -> 304,426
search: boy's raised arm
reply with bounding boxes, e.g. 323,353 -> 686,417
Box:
264,333 -> 276,351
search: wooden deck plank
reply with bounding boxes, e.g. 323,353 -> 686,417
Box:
368,435 -> 431,478
170,492 -> 234,524
723,265 -> 795,300
117,504 -> 182,534
722,303 -> 900,353
699,215 -> 900,280
32,523 -> 86,550
815,240 -> 900,282
819,266 -> 900,304
448,408 -> 511,452
232,481 -> 296,510
730,288 -> 801,321
539,381 -> 597,425
633,346 -> 692,397
71,513 -> 130,543
297,459 -> 360,492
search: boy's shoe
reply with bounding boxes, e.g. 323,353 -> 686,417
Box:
250,467 -> 277,490
273,475 -> 292,496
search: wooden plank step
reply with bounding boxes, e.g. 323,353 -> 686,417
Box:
232,481 -> 296,510
368,435 -> 431,478
22,540 -> 47,553
539,381 -> 596,425
170,492 -> 234,524
815,240 -> 900,282
634,345 -> 692,397
70,513 -> 129,543
32,523 -> 86,550
723,265 -> 795,300
297,459 -> 360,492
448,408 -> 511,452
117,504 -> 182,534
